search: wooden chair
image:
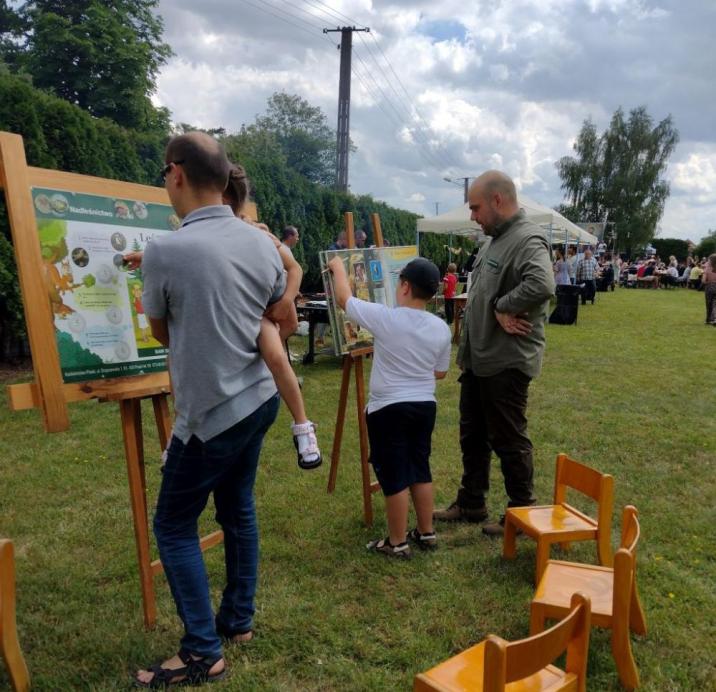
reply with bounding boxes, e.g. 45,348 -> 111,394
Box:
503,453 -> 614,582
530,506 -> 647,691
0,540 -> 30,692
414,592 -> 591,692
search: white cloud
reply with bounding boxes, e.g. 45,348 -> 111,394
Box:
154,0 -> 716,244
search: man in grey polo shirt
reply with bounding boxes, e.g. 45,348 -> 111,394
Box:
434,171 -> 554,537
134,132 -> 285,687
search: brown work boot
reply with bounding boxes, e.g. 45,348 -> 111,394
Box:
433,501 -> 488,523
482,514 -> 522,537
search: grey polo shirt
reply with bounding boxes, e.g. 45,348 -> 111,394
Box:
142,205 -> 286,443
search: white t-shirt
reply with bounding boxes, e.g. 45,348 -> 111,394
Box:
345,298 -> 452,414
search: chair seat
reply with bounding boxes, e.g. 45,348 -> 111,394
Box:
533,560 -> 614,623
419,641 -> 574,691
508,504 -> 597,537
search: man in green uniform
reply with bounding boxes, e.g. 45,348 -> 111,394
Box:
434,171 -> 555,535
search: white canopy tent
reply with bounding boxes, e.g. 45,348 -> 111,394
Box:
416,195 -> 598,246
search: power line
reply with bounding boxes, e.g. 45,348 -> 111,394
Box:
300,0 -> 368,29
247,0 -> 325,33
349,50 -> 450,173
353,33 -> 459,172
236,0 -> 327,43
238,0 -> 456,177
291,0 -> 461,173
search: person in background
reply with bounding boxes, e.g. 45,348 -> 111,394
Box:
281,225 -> 299,253
464,247 -> 479,274
689,261 -> 704,289
553,248 -> 571,286
443,262 -> 459,324
355,229 -> 368,248
575,248 -> 600,304
566,246 -> 578,285
703,254 -> 716,324
328,231 -> 347,251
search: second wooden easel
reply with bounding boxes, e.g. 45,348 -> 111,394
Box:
326,212 -> 384,526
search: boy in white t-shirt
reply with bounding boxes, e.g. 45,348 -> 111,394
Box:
327,256 -> 451,558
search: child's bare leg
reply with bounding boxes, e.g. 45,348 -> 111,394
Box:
385,489 -> 410,546
409,482 -> 434,535
259,317 -> 321,469
259,317 -> 307,424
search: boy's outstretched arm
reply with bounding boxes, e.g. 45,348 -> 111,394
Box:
327,256 -> 352,309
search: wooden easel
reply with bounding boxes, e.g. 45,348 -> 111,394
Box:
0,131 -> 223,628
326,212 -> 385,526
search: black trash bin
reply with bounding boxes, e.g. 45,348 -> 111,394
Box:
549,284 -> 580,325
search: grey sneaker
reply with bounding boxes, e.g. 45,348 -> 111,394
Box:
433,501 -> 488,523
407,528 -> 437,551
366,537 -> 412,559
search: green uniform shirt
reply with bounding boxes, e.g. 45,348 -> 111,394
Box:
457,210 -> 555,379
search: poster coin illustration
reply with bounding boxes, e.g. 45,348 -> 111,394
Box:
106,306 -> 123,325
68,313 -> 86,334
114,341 -> 132,360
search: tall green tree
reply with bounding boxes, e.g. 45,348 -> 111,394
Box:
695,230 -> 716,258
0,1 -> 26,69
255,92 -> 338,186
17,0 -> 172,130
557,106 -> 678,254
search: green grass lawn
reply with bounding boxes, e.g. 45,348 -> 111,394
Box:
1,287 -> 715,690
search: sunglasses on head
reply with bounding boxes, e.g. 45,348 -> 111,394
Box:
160,160 -> 185,182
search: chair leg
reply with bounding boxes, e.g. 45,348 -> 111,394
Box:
535,539 -> 550,584
0,541 -> 31,692
502,515 -> 518,559
612,630 -> 640,691
630,591 -> 648,636
529,603 -> 546,636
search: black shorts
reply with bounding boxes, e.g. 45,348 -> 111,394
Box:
366,401 -> 436,496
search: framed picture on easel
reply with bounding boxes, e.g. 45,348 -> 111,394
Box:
319,245 -> 418,356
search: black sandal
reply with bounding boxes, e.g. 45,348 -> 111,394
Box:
134,648 -> 226,688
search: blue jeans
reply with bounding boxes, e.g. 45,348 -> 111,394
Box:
153,394 -> 280,657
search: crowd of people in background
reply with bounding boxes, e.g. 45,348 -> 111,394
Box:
443,240 -> 716,326
616,253 -> 714,291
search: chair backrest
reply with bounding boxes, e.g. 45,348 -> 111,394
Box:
483,593 -> 591,692
613,505 -> 643,621
554,453 -> 614,524
619,505 -> 640,554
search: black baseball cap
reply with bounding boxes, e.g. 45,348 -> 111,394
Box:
399,257 -> 441,297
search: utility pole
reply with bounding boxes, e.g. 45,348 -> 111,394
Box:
324,26 -> 370,193
444,176 -> 472,203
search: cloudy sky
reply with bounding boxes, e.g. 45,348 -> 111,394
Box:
155,0 -> 715,242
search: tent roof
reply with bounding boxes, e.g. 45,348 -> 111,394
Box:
417,196 -> 598,245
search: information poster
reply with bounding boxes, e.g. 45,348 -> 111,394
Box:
319,245 -> 418,355
32,187 -> 178,383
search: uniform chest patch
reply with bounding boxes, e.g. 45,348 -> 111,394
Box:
487,258 -> 500,270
